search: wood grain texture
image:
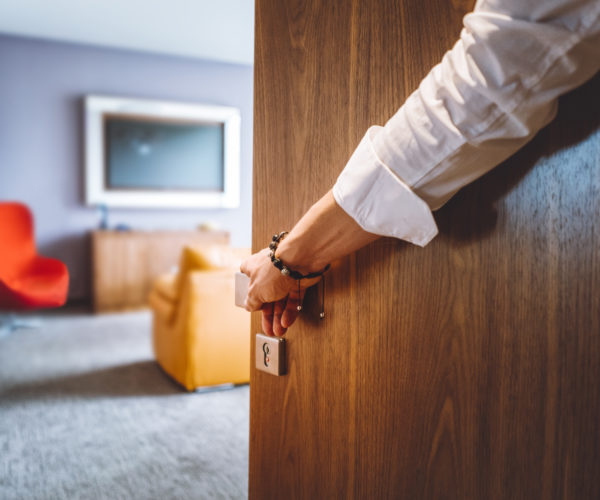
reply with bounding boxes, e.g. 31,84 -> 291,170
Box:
250,0 -> 599,498
91,230 -> 229,312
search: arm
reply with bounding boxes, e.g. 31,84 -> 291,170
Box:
242,0 -> 600,336
335,0 -> 600,242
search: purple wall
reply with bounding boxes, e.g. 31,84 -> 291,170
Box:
0,34 -> 253,300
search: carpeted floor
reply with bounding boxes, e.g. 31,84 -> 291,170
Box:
0,310 -> 249,500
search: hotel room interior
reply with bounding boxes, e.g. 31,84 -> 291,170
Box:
1,1 -> 599,499
1,1 -> 254,498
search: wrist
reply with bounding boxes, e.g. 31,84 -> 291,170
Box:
274,233 -> 329,276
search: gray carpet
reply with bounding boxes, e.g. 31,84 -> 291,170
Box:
0,310 -> 249,500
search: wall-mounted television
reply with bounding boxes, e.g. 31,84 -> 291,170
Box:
84,95 -> 240,208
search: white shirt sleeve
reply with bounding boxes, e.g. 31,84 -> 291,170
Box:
332,0 -> 600,247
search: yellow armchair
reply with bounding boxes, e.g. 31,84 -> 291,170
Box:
149,246 -> 250,391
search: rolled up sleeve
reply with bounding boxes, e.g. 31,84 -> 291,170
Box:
333,0 -> 600,246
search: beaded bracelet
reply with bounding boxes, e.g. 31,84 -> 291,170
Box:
268,231 -> 329,317
268,231 -> 330,279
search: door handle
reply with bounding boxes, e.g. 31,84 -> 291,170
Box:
234,271 -> 250,308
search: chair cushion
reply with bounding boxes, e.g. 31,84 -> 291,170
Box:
0,256 -> 68,310
173,246 -> 217,296
174,245 -> 249,298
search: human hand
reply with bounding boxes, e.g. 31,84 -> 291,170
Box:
240,248 -> 319,336
240,191 -> 377,335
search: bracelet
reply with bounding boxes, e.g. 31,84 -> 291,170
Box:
268,231 -> 329,317
268,232 -> 330,280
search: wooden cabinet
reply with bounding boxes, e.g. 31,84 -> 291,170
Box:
91,230 -> 229,313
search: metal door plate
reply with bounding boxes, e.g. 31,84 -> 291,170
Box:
255,333 -> 286,376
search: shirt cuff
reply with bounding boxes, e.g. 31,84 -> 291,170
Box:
332,126 -> 439,247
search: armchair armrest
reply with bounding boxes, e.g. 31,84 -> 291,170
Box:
183,269 -> 250,387
151,266 -> 250,390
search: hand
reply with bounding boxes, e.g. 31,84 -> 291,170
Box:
240,248 -> 319,336
240,191 -> 378,336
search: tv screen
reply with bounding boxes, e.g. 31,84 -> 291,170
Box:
84,95 -> 240,208
104,116 -> 225,192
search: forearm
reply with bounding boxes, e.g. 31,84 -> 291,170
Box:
275,190 -> 380,273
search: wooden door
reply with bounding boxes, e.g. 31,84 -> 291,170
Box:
250,1 -> 600,498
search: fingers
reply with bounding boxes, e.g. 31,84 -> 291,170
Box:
272,299 -> 288,337
261,303 -> 274,336
244,277 -> 264,312
261,298 -> 292,337
281,289 -> 304,328
241,249 -> 287,311
259,285 -> 307,336
242,246 -> 313,334
244,292 -> 263,312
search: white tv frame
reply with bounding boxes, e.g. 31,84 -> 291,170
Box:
84,95 -> 241,209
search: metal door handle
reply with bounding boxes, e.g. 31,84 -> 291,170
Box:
234,271 -> 250,308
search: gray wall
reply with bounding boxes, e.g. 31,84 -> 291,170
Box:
0,34 -> 253,300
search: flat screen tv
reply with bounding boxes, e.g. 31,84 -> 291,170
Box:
84,95 -> 240,208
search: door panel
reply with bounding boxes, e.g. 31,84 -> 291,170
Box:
250,1 -> 600,498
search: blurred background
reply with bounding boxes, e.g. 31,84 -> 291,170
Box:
0,0 -> 254,302
0,2 -> 255,499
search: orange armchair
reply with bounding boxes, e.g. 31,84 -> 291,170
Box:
0,202 -> 69,311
